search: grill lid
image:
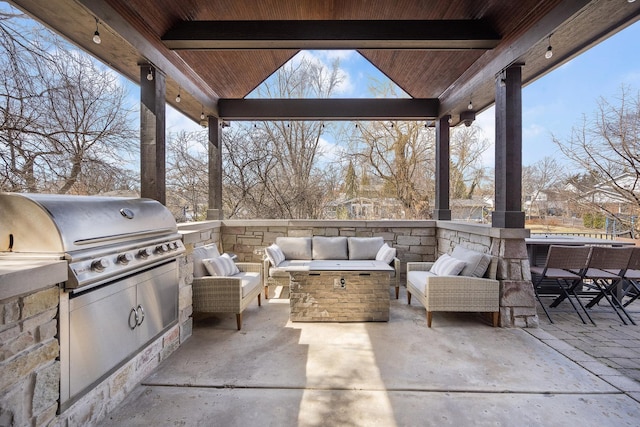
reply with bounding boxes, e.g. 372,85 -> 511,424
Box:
0,193 -> 178,254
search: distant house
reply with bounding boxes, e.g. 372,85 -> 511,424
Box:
450,196 -> 493,223
573,172 -> 640,216
325,196 -> 405,219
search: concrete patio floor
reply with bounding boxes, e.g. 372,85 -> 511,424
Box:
98,288 -> 640,426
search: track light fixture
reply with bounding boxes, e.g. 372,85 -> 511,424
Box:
92,18 -> 101,44
545,35 -> 553,59
175,87 -> 181,103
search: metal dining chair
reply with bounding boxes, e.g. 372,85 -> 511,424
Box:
582,246 -> 635,325
619,246 -> 640,308
531,245 -> 593,324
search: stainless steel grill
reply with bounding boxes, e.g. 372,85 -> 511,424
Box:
0,193 -> 184,291
0,192 -> 185,411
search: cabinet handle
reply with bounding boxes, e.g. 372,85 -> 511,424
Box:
136,305 -> 145,326
128,308 -> 138,330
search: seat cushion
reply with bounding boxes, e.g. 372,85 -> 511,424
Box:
431,253 -> 466,276
276,237 -> 312,260
313,236 -> 348,260
348,237 -> 384,260
236,272 -> 261,297
192,244 -> 221,278
451,246 -> 491,278
407,270 -> 437,295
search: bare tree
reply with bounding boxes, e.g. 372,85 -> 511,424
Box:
219,54 -> 344,219
450,126 -> 491,199
522,156 -> 565,219
347,120 -> 435,218
553,86 -> 640,231
166,130 -> 209,221
0,7 -> 137,194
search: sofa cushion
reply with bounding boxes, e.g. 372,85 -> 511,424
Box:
348,237 -> 384,260
276,237 -> 312,260
192,244 -> 221,278
313,236 -> 348,260
202,253 -> 239,276
265,243 -> 286,266
430,253 -> 466,276
375,243 -> 396,264
451,246 -> 491,278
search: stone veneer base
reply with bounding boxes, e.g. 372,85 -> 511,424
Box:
289,271 -> 390,322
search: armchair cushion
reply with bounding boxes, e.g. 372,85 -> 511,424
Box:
430,253 -> 466,276
192,244 -> 221,278
265,243 -> 286,266
376,243 -> 397,264
312,236 -> 348,260
452,246 -> 491,278
203,253 -> 240,276
348,237 -> 384,260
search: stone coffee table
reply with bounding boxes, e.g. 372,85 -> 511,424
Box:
285,261 -> 392,322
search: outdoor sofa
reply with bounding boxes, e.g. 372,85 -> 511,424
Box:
406,245 -> 500,327
263,236 -> 400,298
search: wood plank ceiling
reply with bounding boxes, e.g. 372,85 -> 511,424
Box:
8,0 -> 640,124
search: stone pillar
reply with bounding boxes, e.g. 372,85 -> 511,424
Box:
493,65 -> 524,228
207,116 -> 223,220
433,115 -> 451,220
140,64 -> 166,204
492,234 -> 538,328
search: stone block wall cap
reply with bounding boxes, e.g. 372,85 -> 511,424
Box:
177,220 -> 221,231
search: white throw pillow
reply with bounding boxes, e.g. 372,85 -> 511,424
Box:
203,253 -> 239,276
375,243 -> 396,264
430,253 -> 466,276
265,243 -> 286,266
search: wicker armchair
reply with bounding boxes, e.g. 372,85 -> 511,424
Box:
406,257 -> 499,327
192,262 -> 263,330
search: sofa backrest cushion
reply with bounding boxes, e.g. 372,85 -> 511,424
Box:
276,237 -> 312,260
375,243 -> 397,264
265,243 -> 286,266
312,236 -> 348,260
451,245 -> 492,278
348,237 -> 385,260
192,243 -> 221,278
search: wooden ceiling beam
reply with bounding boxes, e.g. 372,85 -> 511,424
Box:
163,20 -> 500,50
217,99 -> 439,120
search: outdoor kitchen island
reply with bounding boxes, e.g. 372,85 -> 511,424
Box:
286,261 -> 393,322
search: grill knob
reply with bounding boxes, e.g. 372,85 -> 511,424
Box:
156,244 -> 169,254
137,248 -> 152,259
117,253 -> 134,265
91,258 -> 110,272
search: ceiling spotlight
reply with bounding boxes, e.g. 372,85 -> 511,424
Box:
467,100 -> 473,110
146,67 -> 153,81
175,87 -> 181,103
92,18 -> 101,44
545,35 -> 553,59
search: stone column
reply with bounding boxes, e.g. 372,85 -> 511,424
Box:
140,64 -> 166,204
207,116 -> 223,220
433,115 -> 451,220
